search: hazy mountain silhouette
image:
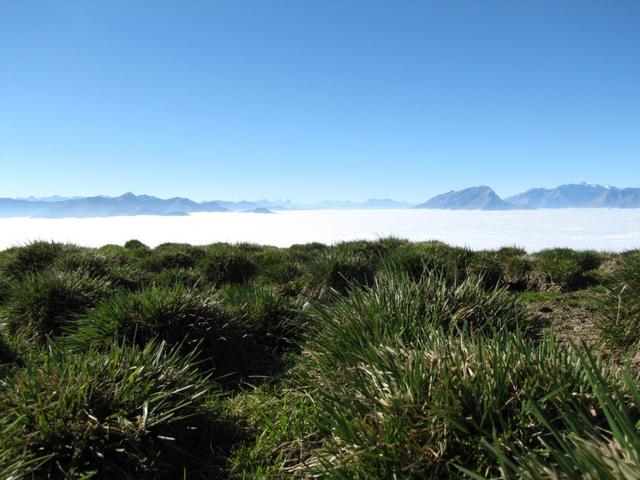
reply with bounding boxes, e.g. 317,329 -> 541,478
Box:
0,194 -> 411,218
414,186 -> 515,210
505,182 -> 640,208
2,184 -> 640,218
0,193 -> 228,218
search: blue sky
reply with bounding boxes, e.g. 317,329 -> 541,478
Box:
1,0 -> 639,202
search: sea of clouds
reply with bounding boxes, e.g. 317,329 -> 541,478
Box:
1,209 -> 639,252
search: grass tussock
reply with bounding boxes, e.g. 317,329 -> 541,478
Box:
67,285 -> 226,348
307,250 -> 379,297
201,246 -> 258,285
221,284 -> 306,351
307,271 -> 529,348
0,241 -> 77,280
483,351 -> 640,479
596,251 -> 640,356
0,341 -> 232,479
304,333 -> 604,478
534,248 -> 605,290
5,269 -> 113,341
296,273 -> 592,477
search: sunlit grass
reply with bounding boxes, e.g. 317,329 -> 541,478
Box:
0,240 -> 638,477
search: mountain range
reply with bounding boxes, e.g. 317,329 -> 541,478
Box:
1,183 -> 639,217
0,194 -> 410,218
413,183 -> 640,210
505,183 -> 640,209
0,193 -> 228,218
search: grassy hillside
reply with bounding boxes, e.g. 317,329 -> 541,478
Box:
0,239 -> 639,478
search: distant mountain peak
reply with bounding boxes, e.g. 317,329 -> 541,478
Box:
414,186 -> 514,210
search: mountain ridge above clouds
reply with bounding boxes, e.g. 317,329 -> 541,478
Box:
414,186 -> 516,210
2,182 -> 640,218
504,182 -> 640,208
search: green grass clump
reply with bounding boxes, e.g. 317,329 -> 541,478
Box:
151,267 -> 204,288
68,285 -> 225,350
144,250 -> 197,271
252,247 -> 301,285
67,285 -> 271,381
0,241 -> 78,280
221,284 -> 305,351
0,331 -> 44,373
495,246 -> 528,259
308,271 -> 529,348
5,269 -> 113,341
294,272 -> 612,477
484,351 -> 640,479
535,248 -> 604,290
124,239 -> 151,252
289,242 -> 329,263
502,255 -> 534,289
389,242 -> 478,285
201,247 -> 258,285
54,248 -> 153,291
55,249 -> 121,275
304,329 -> 600,477
140,243 -> 204,272
596,251 -> 640,355
386,245 -> 446,280
0,341 -> 231,479
466,251 -> 505,288
309,250 -> 378,296
333,238 -> 406,261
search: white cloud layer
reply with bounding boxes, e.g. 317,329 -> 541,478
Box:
1,209 -> 639,252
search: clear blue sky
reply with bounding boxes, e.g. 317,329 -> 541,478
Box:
1,0 -> 639,202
